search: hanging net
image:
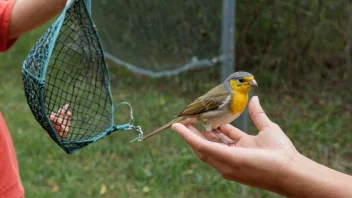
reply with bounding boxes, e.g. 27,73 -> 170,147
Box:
91,0 -> 223,78
22,0 -> 143,154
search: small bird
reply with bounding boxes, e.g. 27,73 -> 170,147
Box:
142,71 -> 258,143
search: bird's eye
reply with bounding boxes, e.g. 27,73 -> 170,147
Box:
238,78 -> 244,83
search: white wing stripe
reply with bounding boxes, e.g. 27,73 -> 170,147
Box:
218,94 -> 231,109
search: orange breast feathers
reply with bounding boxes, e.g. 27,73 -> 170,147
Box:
229,91 -> 249,115
228,76 -> 254,115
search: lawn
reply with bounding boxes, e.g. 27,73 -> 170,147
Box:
0,25 -> 351,198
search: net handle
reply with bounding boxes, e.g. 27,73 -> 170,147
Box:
84,0 -> 91,15
113,102 -> 143,142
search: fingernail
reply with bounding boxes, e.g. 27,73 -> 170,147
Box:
171,123 -> 176,130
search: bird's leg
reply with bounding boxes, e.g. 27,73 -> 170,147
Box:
210,128 -> 228,144
205,125 -> 228,144
208,128 -> 237,146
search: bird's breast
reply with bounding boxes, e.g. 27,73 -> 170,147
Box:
200,110 -> 240,129
230,91 -> 249,115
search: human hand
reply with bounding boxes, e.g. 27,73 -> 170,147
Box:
49,104 -> 72,139
171,96 -> 298,193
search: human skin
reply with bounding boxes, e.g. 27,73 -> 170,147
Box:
49,104 -> 72,139
171,96 -> 352,198
8,0 -> 68,39
6,0 -> 72,137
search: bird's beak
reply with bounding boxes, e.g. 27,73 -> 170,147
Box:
250,79 -> 258,88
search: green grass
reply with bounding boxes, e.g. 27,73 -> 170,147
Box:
0,26 -> 351,198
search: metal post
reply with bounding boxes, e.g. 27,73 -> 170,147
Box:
220,0 -> 249,132
221,0 -> 235,82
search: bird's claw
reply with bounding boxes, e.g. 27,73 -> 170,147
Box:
208,129 -> 238,146
209,129 -> 229,145
207,138 -> 236,146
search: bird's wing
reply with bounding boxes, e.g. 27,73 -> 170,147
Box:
178,84 -> 231,116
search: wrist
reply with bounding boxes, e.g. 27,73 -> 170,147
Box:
278,152 -> 352,198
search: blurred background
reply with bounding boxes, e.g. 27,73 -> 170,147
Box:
0,0 -> 351,197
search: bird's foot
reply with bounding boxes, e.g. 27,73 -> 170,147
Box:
209,129 -> 230,145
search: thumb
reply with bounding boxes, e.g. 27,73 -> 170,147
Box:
248,96 -> 274,130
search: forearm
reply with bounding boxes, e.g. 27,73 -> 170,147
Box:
8,0 -> 67,39
279,153 -> 352,198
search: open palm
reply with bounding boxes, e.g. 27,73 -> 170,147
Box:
172,96 -> 299,191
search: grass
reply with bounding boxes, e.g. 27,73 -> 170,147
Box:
0,25 -> 351,198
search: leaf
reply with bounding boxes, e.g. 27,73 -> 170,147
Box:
100,184 -> 107,195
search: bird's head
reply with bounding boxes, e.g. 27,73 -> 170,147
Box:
224,71 -> 257,94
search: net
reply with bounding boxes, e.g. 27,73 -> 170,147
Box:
92,0 -> 223,78
22,0 -> 143,154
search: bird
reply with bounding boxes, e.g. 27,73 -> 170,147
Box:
142,71 -> 258,143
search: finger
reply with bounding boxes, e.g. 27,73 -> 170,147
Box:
66,110 -> 72,117
65,118 -> 71,133
202,141 -> 244,162
49,113 -> 57,122
53,124 -> 61,132
248,96 -> 273,130
51,119 -> 61,131
186,125 -> 236,143
63,104 -> 69,110
172,123 -> 237,161
63,104 -> 72,117
59,117 -> 69,138
173,123 -> 221,161
58,130 -> 68,138
60,124 -> 67,134
56,116 -> 64,125
171,123 -> 243,161
61,116 -> 68,127
202,131 -> 234,143
63,116 -> 72,129
56,107 -> 63,116
189,141 -> 226,165
219,124 -> 247,141
171,123 -> 211,150
185,124 -> 206,139
193,149 -> 230,172
60,104 -> 70,115
49,114 -> 63,132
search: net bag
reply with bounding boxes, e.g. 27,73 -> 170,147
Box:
22,0 -> 143,154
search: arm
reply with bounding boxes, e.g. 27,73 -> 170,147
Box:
281,153 -> 352,198
8,0 -> 68,39
171,96 -> 352,198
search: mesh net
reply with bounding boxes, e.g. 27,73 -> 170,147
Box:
91,0 -> 223,77
22,0 -> 142,154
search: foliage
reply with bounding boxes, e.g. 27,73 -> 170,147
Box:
236,0 -> 351,87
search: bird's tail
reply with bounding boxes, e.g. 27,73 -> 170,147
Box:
142,117 -> 184,141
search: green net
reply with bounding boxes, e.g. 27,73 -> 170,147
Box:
22,0 -> 143,154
